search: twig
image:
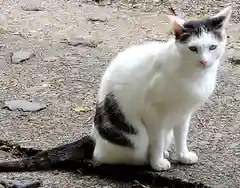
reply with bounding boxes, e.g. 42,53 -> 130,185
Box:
84,116 -> 93,124
196,114 -> 204,127
133,180 -> 150,188
166,0 -> 178,16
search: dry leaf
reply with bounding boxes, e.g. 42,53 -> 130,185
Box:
74,107 -> 89,113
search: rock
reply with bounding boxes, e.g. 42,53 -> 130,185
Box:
227,49 -> 240,65
21,5 -> 44,11
0,178 -> 41,188
0,42 -> 4,49
43,56 -> 59,62
0,184 -> 5,188
232,65 -> 240,74
87,17 -> 107,23
0,53 -> 5,60
3,100 -> 46,112
62,36 -> 101,48
11,51 -> 35,64
5,52 -> 13,64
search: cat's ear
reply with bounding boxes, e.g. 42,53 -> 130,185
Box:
211,6 -> 232,29
167,15 -> 185,38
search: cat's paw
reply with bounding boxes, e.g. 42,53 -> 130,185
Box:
178,151 -> 198,164
164,150 -> 170,159
151,158 -> 171,171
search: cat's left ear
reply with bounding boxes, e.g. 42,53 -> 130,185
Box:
211,6 -> 232,29
167,15 -> 185,38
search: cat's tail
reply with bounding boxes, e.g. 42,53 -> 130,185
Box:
0,135 -> 95,172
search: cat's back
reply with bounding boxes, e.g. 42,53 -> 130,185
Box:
114,41 -> 165,66
98,41 -> 169,101
104,41 -> 167,78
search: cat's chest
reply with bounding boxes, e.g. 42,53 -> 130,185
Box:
179,77 -> 215,101
150,72 -> 216,104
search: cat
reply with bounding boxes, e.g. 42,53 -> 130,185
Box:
91,6 -> 232,171
0,6 -> 232,172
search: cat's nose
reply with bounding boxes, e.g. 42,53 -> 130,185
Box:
200,61 -> 208,66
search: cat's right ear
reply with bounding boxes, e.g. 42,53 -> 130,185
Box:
167,15 -> 185,38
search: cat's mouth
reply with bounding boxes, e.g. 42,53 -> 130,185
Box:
199,60 -> 213,68
199,61 -> 207,66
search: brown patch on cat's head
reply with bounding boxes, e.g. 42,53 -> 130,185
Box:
173,21 -> 181,39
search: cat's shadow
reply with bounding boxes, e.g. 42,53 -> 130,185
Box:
60,159 -> 205,188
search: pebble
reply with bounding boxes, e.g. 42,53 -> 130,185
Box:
62,36 -> 101,48
0,178 -> 41,188
43,56 -> 59,62
87,17 -> 107,23
21,5 -> 44,11
11,51 -> 35,64
3,100 -> 46,112
232,65 -> 240,74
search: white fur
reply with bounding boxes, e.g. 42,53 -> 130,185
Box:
91,6 -> 231,171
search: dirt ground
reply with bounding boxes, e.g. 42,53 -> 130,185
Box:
0,0 -> 239,187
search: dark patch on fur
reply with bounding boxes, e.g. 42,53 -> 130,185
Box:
176,16 -> 226,43
212,30 -> 223,41
104,93 -> 137,134
94,93 -> 137,148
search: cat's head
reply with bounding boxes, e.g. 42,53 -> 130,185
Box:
168,6 -> 232,68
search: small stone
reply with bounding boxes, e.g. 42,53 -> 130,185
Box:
228,49 -> 240,65
21,5 -> 44,11
52,170 -> 60,175
232,65 -> 240,74
43,56 -> 59,62
11,51 -> 34,64
3,100 -> 46,112
63,36 -> 101,48
234,92 -> 240,101
87,17 -> 107,23
4,52 -> 13,63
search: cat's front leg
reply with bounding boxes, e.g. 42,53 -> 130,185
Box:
149,130 -> 171,171
174,115 -> 198,164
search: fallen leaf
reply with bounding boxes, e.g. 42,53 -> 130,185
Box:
74,107 -> 89,113
0,26 -> 8,34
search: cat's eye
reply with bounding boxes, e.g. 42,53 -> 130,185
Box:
209,45 -> 217,51
188,46 -> 198,53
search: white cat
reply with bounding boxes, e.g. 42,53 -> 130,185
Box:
91,6 -> 232,171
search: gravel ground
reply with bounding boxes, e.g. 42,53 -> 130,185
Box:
0,0 -> 239,187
